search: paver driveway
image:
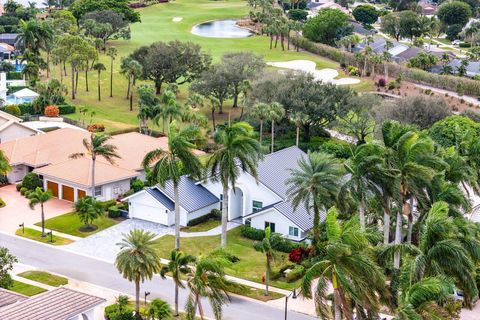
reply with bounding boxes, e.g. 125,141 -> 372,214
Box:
0,185 -> 72,233
64,219 -> 174,262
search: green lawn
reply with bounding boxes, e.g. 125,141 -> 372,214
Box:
152,227 -> 300,290
17,271 -> 68,287
45,0 -> 371,132
180,219 -> 221,233
9,280 -> 47,296
15,227 -> 73,245
36,212 -> 119,238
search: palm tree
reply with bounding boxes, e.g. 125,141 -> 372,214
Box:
185,256 -> 230,320
74,196 -> 104,231
207,122 -> 262,247
160,250 -> 195,316
107,47 -> 117,98
289,112 -> 309,147
120,57 -> 143,111
250,102 -> 270,145
0,150 -> 11,176
92,62 -> 105,101
253,226 -> 276,296
286,152 -> 344,248
28,187 -> 53,237
142,123 -> 203,250
147,299 -> 172,320
268,102 -> 285,153
70,133 -> 120,199
115,229 -> 162,318
301,207 -> 390,320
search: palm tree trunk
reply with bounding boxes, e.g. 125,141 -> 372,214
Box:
135,279 -> 140,318
75,69 -> 79,94
110,59 -> 113,98
221,185 -> 228,247
334,289 -> 342,320
296,126 -> 300,146
46,53 -> 50,78
312,200 -> 321,249
174,283 -> 179,316
406,197 -> 414,243
97,71 -> 101,101
130,89 -> 133,111
383,197 -> 391,244
126,77 -> 131,99
271,120 -> 275,154
174,183 -> 180,250
91,154 -> 96,199
270,34 -> 273,49
71,64 -> 75,100
41,203 -> 45,237
393,208 -> 402,269
359,195 -> 365,230
85,66 -> 89,92
197,295 -> 205,319
265,257 -> 270,296
384,63 -> 388,83
211,107 -> 216,132
259,120 -> 263,145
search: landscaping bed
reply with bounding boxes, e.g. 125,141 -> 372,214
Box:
9,280 -> 47,296
17,271 -> 68,287
15,228 -> 73,245
180,219 -> 221,233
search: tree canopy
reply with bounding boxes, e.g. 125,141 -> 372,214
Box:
69,0 -> 140,23
352,5 -> 379,26
303,8 -> 352,45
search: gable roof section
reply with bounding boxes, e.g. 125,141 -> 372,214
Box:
0,110 -> 22,123
146,187 -> 174,211
0,289 -> 27,308
158,175 -> 218,212
0,287 -> 105,320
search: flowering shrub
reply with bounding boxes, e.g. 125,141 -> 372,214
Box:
87,124 -> 105,132
347,66 -> 360,76
288,247 -> 312,264
44,105 -> 59,117
377,78 -> 386,87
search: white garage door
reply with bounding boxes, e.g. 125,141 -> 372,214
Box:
129,203 -> 169,225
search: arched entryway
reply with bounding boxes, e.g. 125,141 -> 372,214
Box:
229,187 -> 244,220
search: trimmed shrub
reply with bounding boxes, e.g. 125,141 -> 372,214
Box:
15,183 -> 22,191
108,205 -> 121,218
19,187 -> 27,195
101,199 -> 117,210
387,80 -> 396,90
18,103 -> 35,115
377,78 -> 386,87
187,213 -> 212,227
0,198 -> 5,208
58,104 -> 75,115
271,233 -> 300,253
211,208 -> 222,220
285,265 -> 305,283
21,173 -> 42,190
240,225 -> 265,241
347,65 -> 360,76
5,105 -> 20,117
130,178 -> 144,192
44,105 -> 59,117
7,72 -> 22,80
104,304 -> 135,320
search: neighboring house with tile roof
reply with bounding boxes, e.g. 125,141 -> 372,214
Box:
0,110 -> 39,143
123,146 -> 315,241
0,127 -> 203,202
0,287 -> 105,320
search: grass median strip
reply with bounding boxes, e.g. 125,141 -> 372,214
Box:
15,227 -> 74,245
180,219 -> 221,233
17,271 -> 68,287
9,280 -> 47,296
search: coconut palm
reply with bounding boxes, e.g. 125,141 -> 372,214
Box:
250,102 -> 270,145
107,47 -> 117,98
28,187 -> 53,237
160,250 -> 196,316
286,151 -> 344,248
207,122 -> 262,247
142,123 -> 203,250
92,62 -> 105,101
115,229 -> 162,318
253,226 -> 277,296
268,102 -> 285,153
289,112 -> 309,147
70,133 -> 120,199
185,256 -> 230,320
301,207 -> 390,320
74,196 -> 104,230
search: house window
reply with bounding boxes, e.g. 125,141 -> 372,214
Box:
265,221 -> 275,233
289,226 -> 299,237
94,186 -> 102,197
252,200 -> 263,213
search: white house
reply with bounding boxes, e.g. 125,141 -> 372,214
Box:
124,146 -> 315,241
0,110 -> 39,143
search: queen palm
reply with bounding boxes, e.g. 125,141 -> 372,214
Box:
92,62 -> 105,101
250,102 -> 270,145
268,102 -> 285,153
160,250 -> 195,316
207,122 -> 261,247
74,196 -> 104,231
301,207 -> 390,320
115,229 -> 162,318
286,151 -> 343,248
142,123 -> 202,250
28,187 -> 52,237
120,57 -> 142,111
70,133 -> 120,199
107,47 -> 117,98
253,226 -> 277,296
289,112 -> 309,147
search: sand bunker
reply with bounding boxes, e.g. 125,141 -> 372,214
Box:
172,17 -> 183,22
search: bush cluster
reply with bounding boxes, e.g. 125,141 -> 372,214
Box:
285,265 -> 305,283
187,209 -> 222,226
108,205 -> 121,218
21,173 -> 42,191
288,247 -> 312,264
130,178 -> 144,192
5,105 -> 20,117
240,226 -> 303,253
0,197 -> 5,208
104,304 -> 135,320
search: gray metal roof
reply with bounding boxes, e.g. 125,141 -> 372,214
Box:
273,201 -> 316,231
0,287 -> 105,320
158,175 -> 219,213
146,188 -> 174,211
0,289 -> 27,308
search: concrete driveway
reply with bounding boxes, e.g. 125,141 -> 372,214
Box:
64,219 -> 174,262
0,184 -> 72,233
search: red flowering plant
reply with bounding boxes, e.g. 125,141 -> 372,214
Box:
288,246 -> 312,264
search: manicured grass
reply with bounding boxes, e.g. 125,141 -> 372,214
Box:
152,227 -> 300,290
434,38 -> 452,45
226,282 -> 284,301
36,212 -> 119,238
9,280 -> 47,296
44,0 -> 371,132
180,219 -> 221,233
17,271 -> 68,287
15,227 -> 73,246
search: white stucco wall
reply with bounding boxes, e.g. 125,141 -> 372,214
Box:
202,172 -> 282,220
249,208 -> 305,241
183,202 -> 220,226
0,123 -> 37,143
67,307 -> 97,320
7,164 -> 27,183
127,191 -> 173,225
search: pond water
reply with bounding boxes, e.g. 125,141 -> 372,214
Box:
191,19 -> 253,38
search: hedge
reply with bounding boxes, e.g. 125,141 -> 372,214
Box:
292,36 -> 480,96
58,104 -> 76,115
7,72 -> 22,80
187,209 -> 221,226
240,226 -> 303,253
18,103 -> 35,115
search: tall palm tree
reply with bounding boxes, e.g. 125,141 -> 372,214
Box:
160,250 -> 196,316
70,133 -> 120,199
289,112 -> 309,147
142,123 -> 203,250
28,187 -> 52,237
120,57 -> 143,111
250,102 -> 270,145
286,152 -> 344,248
107,47 -> 117,98
268,102 -> 285,153
301,207 -> 390,320
207,122 -> 262,247
115,229 -> 162,318
92,62 -> 105,101
253,226 -> 276,296
185,256 -> 230,320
